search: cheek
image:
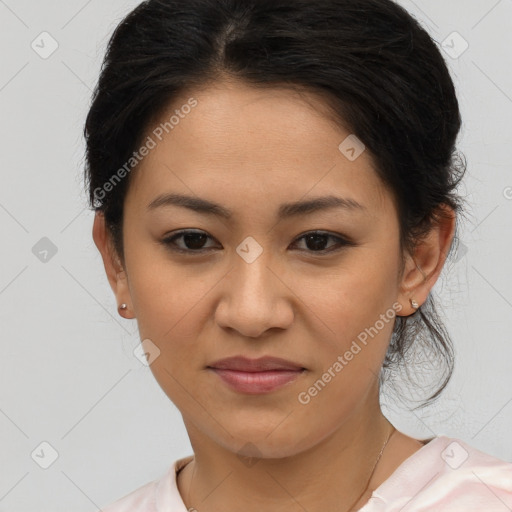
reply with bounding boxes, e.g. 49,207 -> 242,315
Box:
296,289 -> 397,426
302,255 -> 398,337
124,239 -> 213,345
313,283 -> 396,379
130,271 -> 213,346
301,251 -> 400,389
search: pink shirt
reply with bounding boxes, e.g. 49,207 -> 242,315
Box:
98,436 -> 512,511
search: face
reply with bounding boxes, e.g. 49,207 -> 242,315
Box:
98,80 -> 427,458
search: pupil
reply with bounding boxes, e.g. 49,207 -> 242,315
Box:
184,233 -> 207,249
306,234 -> 328,251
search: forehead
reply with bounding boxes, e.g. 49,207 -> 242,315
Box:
127,80 -> 392,219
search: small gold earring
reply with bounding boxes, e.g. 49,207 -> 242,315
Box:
410,298 -> 419,310
118,303 -> 128,313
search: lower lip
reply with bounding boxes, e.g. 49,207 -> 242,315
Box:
209,368 -> 305,394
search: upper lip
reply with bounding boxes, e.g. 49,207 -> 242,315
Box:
207,356 -> 305,372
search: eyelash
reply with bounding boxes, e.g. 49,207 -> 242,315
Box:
160,230 -> 355,256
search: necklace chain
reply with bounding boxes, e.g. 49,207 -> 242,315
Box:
182,425 -> 396,512
345,425 -> 396,512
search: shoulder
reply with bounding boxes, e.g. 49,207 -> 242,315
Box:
366,436 -> 512,511
98,478 -> 159,512
428,437 -> 512,508
96,455 -> 194,512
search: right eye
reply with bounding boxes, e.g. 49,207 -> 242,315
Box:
160,230 -> 219,254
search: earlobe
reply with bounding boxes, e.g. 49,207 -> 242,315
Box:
397,204 -> 456,315
92,212 -> 135,318
396,254 -> 428,316
117,302 -> 134,319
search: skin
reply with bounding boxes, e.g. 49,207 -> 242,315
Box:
93,78 -> 456,512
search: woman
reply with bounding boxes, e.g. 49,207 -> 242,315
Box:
85,0 -> 512,510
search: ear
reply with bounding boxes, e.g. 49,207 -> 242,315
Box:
92,211 -> 134,318
397,204 -> 456,316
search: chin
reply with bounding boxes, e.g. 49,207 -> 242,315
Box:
211,425 -> 318,461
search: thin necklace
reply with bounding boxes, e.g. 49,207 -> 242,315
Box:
181,426 -> 397,512
345,425 -> 396,512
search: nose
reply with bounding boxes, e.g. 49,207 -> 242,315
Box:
214,251 -> 294,338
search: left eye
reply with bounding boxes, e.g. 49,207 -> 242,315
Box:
292,231 -> 353,253
161,230 -> 354,254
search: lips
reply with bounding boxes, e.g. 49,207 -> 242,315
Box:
207,356 -> 306,394
207,355 -> 306,372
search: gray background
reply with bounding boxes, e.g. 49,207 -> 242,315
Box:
0,0 -> 511,510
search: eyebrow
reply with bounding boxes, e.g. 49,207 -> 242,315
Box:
146,193 -> 366,219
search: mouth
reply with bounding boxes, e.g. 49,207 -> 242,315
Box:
207,355 -> 306,372
207,356 -> 306,394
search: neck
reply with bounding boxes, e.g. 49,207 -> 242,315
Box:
178,399 -> 393,512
